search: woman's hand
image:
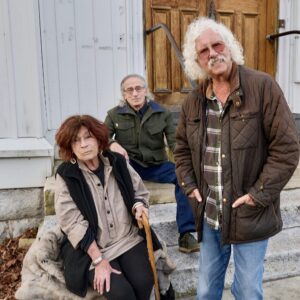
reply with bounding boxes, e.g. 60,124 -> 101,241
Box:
135,204 -> 149,222
93,259 -> 121,294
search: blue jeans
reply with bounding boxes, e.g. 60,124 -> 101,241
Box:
197,220 -> 268,300
130,160 -> 195,234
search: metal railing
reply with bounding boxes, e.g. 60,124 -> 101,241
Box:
266,30 -> 300,41
145,23 -> 197,88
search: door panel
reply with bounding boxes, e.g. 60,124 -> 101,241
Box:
145,0 -> 205,105
242,14 -> 259,69
215,0 -> 277,76
153,10 -> 171,92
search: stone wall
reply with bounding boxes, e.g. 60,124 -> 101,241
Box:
0,188 -> 44,243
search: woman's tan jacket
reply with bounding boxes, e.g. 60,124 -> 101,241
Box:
55,154 -> 149,261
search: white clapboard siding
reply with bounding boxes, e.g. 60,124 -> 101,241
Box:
291,0 -> 300,113
0,0 -> 43,138
277,0 -> 300,114
0,0 -> 17,138
40,0 -> 142,139
74,0 -> 98,115
39,0 -> 61,132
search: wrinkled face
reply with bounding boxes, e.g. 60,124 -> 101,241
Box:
122,77 -> 147,111
195,29 -> 232,79
71,126 -> 99,163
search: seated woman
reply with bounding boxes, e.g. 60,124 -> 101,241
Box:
55,115 -> 158,300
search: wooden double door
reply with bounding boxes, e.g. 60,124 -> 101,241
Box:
145,0 -> 278,105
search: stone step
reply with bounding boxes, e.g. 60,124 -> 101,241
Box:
284,161 -> 300,190
150,190 -> 300,247
43,176 -> 176,216
168,226 -> 300,296
144,181 -> 175,204
39,213 -> 300,298
44,176 -> 56,216
279,189 -> 300,228
44,160 -> 300,216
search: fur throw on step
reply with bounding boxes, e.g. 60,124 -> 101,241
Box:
15,224 -> 176,300
15,226 -> 101,300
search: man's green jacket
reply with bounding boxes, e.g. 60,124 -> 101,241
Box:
105,99 -> 175,167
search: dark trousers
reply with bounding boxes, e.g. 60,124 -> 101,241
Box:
130,160 -> 195,234
88,241 -> 153,300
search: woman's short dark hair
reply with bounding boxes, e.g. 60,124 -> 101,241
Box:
55,115 -> 109,161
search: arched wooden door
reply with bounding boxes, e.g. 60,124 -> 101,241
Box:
145,0 -> 278,106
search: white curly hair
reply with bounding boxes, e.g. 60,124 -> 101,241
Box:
183,17 -> 244,81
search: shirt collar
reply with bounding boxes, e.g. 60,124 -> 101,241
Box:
135,101 -> 149,119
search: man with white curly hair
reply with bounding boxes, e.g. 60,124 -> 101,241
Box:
174,17 -> 299,299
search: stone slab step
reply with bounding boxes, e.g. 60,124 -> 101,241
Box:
44,160 -> 300,216
40,210 -> 300,298
279,189 -> 300,228
44,176 -> 56,216
144,181 -> 175,204
284,161 -> 300,190
169,226 -> 300,296
150,190 -> 300,247
43,177 -> 176,216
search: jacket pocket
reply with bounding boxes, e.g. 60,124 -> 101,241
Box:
115,121 -> 136,145
147,122 -> 165,135
230,112 -> 258,149
186,118 -> 201,151
147,123 -> 165,149
188,197 -> 203,232
233,202 -> 279,242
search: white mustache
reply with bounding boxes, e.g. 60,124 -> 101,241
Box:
208,55 -> 226,68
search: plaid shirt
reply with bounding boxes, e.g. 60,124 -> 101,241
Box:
203,86 -> 225,230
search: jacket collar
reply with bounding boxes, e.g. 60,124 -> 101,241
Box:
227,63 -> 243,108
116,98 -> 164,115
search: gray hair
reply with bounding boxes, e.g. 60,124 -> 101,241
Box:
120,74 -> 147,92
183,17 -> 244,81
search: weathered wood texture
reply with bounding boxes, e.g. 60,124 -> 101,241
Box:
145,0 -> 277,106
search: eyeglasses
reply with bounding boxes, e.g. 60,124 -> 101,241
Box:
197,42 -> 225,60
123,86 -> 145,94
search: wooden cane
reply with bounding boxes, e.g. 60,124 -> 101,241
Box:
138,213 -> 160,300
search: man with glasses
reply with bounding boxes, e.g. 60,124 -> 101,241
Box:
104,74 -> 199,254
175,17 -> 299,299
